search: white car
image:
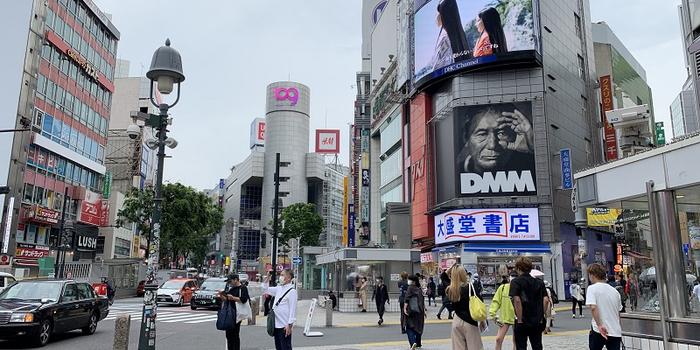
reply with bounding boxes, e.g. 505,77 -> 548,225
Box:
0,272 -> 16,293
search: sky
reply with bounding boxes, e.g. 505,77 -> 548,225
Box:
93,0 -> 687,191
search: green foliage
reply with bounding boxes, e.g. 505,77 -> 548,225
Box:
118,183 -> 224,267
279,203 -> 323,247
116,187 -> 154,238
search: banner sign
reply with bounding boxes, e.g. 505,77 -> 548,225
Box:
315,129 -> 341,154
420,252 -> 434,263
560,148 -> 573,190
435,207 -> 540,244
600,75 -> 618,160
29,205 -> 60,225
586,208 -> 622,227
78,190 -> 103,226
249,118 -> 266,149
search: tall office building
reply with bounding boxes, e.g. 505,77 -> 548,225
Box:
675,2 -> 700,137
0,0 -> 119,275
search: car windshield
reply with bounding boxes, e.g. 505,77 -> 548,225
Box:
199,280 -> 226,291
160,280 -> 185,289
0,281 -> 62,301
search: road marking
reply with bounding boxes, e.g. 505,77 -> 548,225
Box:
162,314 -> 217,323
184,316 -> 220,324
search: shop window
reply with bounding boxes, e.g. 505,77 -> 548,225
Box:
618,200 -> 657,314
676,186 -> 700,317
25,224 -> 37,244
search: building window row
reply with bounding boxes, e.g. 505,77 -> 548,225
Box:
27,144 -> 103,193
50,0 -> 117,59
17,224 -> 52,246
36,110 -> 105,165
39,44 -> 112,113
380,149 -> 403,188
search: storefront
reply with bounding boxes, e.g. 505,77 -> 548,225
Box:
574,135 -> 700,348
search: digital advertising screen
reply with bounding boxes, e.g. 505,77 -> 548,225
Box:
413,0 -> 539,86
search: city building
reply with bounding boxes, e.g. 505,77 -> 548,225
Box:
676,1 -> 700,138
311,164 -> 349,249
592,21 -> 656,158
670,80 -> 700,138
0,0 -> 119,277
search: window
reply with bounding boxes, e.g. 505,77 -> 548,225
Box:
65,162 -> 74,181
77,132 -> 85,153
114,238 -> 131,257
46,8 -> 55,29
36,74 -> 46,96
52,119 -> 62,141
574,13 -> 583,39
62,284 -> 78,302
42,114 -> 53,138
46,80 -> 56,102
35,187 -> 45,206
380,150 -> 402,187
23,184 -> 34,203
577,54 -> 586,79
77,283 -> 94,300
380,111 -> 402,156
70,127 -> 78,151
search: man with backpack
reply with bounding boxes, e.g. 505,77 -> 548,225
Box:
510,257 -> 550,350
436,271 -> 453,319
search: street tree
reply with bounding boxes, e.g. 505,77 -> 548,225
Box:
278,203 -> 323,247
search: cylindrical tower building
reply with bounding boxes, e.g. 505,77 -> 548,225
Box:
261,81 -> 311,261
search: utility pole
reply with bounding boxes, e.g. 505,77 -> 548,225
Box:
55,187 -> 69,278
270,153 -> 281,287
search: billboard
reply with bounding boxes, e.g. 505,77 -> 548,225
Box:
250,118 -> 266,149
435,207 -> 540,244
315,129 -> 341,154
436,102 -> 536,200
599,75 -> 618,160
413,0 -> 539,86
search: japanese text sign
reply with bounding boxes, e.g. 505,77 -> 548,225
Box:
560,148 -> 573,190
434,208 -> 540,244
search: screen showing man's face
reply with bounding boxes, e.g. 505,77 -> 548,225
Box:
466,110 -> 515,172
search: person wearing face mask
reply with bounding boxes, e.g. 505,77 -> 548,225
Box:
217,274 -> 250,350
264,270 -> 298,350
404,274 -> 426,349
372,276 -> 390,325
489,274 -> 516,350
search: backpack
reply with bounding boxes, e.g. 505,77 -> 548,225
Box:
549,287 -> 559,304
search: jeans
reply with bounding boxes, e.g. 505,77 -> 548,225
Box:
513,323 -> 544,350
406,327 -> 422,347
572,299 -> 584,315
273,327 -> 292,350
589,330 -> 621,350
225,321 -> 242,350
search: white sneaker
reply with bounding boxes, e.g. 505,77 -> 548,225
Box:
572,314 -> 576,319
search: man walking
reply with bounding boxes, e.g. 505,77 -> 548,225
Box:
372,276 -> 390,325
586,264 -> 623,350
510,257 -> 550,350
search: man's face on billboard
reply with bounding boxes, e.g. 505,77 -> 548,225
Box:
466,110 -> 515,172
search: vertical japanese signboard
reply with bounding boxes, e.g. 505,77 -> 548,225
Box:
655,122 -> 666,145
560,148 -> 573,190
342,176 -> 348,246
600,75 -> 618,160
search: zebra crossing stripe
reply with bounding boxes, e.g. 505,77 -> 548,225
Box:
161,314 -> 217,323
184,316 -> 220,324
155,313 -> 204,321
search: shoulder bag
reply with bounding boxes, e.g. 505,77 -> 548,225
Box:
236,288 -> 252,323
216,300 -> 236,331
468,283 -> 487,322
408,293 -> 421,315
267,287 -> 294,337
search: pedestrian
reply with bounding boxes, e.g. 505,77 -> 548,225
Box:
358,276 -> 368,312
467,272 -> 483,296
692,281 -> 700,311
399,271 -> 409,334
570,278 -> 585,318
489,274 -> 515,350
427,277 -> 437,307
448,266 -> 486,350
626,274 -> 640,312
543,281 -> 556,334
328,290 -> 338,311
372,276 -> 390,325
586,263 -> 623,350
510,257 -> 550,350
217,274 -> 250,350
614,274 -> 628,313
264,272 -> 274,316
264,269 -> 298,350
436,271 -> 454,320
403,274 -> 426,349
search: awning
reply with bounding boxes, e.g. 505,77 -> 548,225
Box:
463,243 -> 551,255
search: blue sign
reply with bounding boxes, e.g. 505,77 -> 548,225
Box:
219,179 -> 225,189
348,204 -> 356,247
560,148 -> 573,190
683,243 -> 690,256
292,256 -> 302,265
435,208 -> 541,244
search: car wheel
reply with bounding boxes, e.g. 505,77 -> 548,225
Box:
190,303 -> 197,310
35,319 -> 52,347
82,312 -> 98,335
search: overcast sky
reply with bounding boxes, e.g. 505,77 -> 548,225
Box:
94,0 -> 686,190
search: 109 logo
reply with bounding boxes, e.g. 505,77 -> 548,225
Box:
273,87 -> 299,106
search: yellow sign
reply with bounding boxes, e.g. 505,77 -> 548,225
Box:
586,208 -> 622,227
225,256 -> 230,266
342,176 -> 349,246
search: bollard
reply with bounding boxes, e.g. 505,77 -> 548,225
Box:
325,299 -> 333,327
113,314 -> 131,350
249,297 -> 259,325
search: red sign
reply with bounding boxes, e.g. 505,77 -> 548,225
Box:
78,190 -> 103,226
15,243 -> 50,265
315,129 -> 341,154
30,205 -> 60,225
600,75 -> 618,160
0,255 -> 11,266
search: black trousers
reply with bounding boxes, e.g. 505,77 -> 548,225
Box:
273,327 -> 292,350
513,323 -> 544,350
589,330 -> 621,350
376,302 -> 385,319
572,299 -> 584,315
225,321 -> 242,350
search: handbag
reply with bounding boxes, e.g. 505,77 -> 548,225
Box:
236,289 -> 252,323
216,301 -> 236,331
468,283 -> 487,322
267,287 -> 294,337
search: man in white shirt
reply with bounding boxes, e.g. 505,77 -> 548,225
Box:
692,281 -> 700,311
264,269 -> 298,350
585,263 -> 622,350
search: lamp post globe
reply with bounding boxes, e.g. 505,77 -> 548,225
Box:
146,39 -> 185,95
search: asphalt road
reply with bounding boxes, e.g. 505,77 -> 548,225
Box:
0,298 -> 592,350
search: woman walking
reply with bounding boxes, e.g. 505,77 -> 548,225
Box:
544,281 -> 556,334
570,278 -> 585,318
358,276 -> 368,312
448,266 -> 485,350
398,272 -> 409,334
489,275 -> 515,350
403,274 -> 426,349
437,271 -> 453,320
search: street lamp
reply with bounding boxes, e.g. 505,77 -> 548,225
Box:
137,39 -> 185,350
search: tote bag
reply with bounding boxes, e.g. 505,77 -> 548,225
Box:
236,289 -> 252,323
267,287 -> 294,336
468,283 -> 487,322
216,301 -> 236,331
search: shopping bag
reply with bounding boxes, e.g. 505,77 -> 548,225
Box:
468,283 -> 487,322
216,301 -> 236,331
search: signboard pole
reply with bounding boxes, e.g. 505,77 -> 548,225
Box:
55,186 -> 69,278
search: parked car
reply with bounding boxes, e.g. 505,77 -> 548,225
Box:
191,277 -> 226,310
156,278 -> 197,306
136,280 -> 146,297
0,273 -> 16,293
0,279 -> 109,347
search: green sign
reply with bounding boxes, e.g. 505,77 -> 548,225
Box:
103,171 -> 112,199
655,122 -> 666,145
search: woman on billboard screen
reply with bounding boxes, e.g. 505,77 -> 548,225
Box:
437,0 -> 471,62
474,7 -> 508,57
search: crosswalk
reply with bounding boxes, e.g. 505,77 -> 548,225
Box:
104,306 -> 219,325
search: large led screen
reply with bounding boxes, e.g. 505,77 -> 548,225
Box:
413,0 -> 539,85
